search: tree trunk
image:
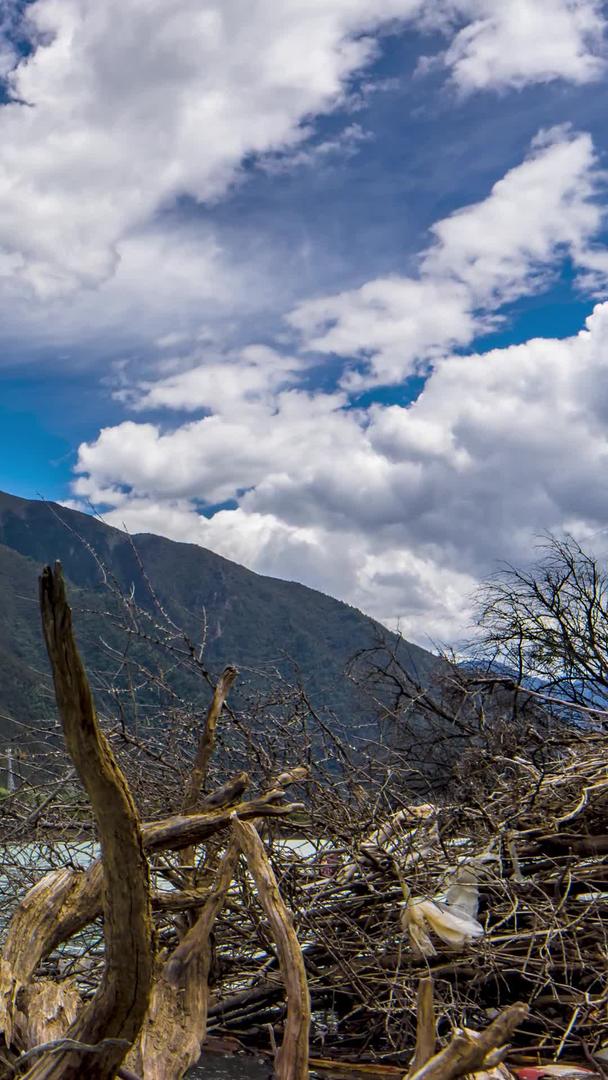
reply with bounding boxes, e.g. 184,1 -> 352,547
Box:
22,564 -> 154,1080
232,816 -> 311,1080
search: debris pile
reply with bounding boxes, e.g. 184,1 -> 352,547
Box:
205,731 -> 607,1069
0,563 -> 605,1076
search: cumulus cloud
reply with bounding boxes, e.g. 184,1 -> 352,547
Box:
290,127 -> 606,386
71,129 -> 608,644
435,0 -> 606,92
4,2 -> 608,645
0,222 -> 261,356
127,345 -> 307,414
75,388 -> 354,507
0,0 -> 431,298
5,123 -> 600,358
0,0 -> 605,302
75,302 -> 608,645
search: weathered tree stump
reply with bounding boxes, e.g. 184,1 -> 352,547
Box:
0,562 -> 309,1080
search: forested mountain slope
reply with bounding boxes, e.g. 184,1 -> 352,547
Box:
0,490 -> 439,740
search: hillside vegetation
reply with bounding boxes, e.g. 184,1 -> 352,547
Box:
0,490 -> 437,739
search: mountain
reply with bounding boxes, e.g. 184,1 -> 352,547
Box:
0,490 -> 439,742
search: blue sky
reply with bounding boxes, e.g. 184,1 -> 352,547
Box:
2,1 -> 608,643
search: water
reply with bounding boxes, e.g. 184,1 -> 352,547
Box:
0,842 -> 343,1080
187,1052 -> 367,1079
188,1053 -> 270,1079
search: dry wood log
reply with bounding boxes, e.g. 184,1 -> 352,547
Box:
199,772 -> 249,809
181,666 -> 238,879
142,791 -> 302,853
126,842 -> 240,1080
232,815 -> 311,1080
0,791 -> 303,998
17,563 -> 154,1080
308,1061 -> 405,1077
182,667 -> 238,813
536,832 -> 608,855
150,887 -> 211,913
207,984 -> 283,1019
405,1003 -> 528,1080
412,978 -> 435,1072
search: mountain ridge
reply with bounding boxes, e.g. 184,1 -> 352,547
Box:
0,489 -> 439,741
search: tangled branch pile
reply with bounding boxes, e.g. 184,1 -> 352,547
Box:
212,728 -> 605,1065
0,554 -> 606,1078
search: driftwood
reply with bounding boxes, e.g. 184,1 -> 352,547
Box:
182,665 -> 238,814
127,841 -> 240,1079
0,784 -> 306,1078
0,560 -> 602,1078
202,733 -> 604,1064
0,791 -> 303,993
232,816 -> 311,1080
213,983 -> 527,1080
181,664 -> 238,878
411,977 -> 435,1072
13,981 -> 82,1057
405,1001 -> 528,1079
13,564 -> 154,1080
0,562 -> 311,1080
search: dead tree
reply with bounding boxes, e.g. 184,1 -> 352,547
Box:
0,564 -> 310,1079
0,557 -> 596,1076
8,563 -> 155,1080
476,532 -> 608,720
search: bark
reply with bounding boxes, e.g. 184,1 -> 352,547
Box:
13,982 -> 82,1056
199,771 -> 249,809
127,842 -> 240,1080
0,792 -> 302,993
182,667 -> 238,813
20,563 -> 154,1080
232,816 -> 311,1080
412,978 -> 435,1072
405,1003 -> 528,1080
180,666 -> 238,882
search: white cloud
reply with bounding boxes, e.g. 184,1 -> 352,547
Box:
76,302 -> 608,645
436,0 -> 606,92
290,127 -> 606,386
2,2 -> 608,646
422,127 -> 603,298
13,119 -> 600,360
75,388 -> 355,506
0,0 -> 605,304
0,1 -> 21,78
260,123 -> 374,175
0,223 -> 256,354
72,132 -> 608,644
289,277 -> 476,388
0,0 -> 429,298
129,345 -> 307,414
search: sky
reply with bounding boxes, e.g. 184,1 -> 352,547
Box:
1,0 -> 608,647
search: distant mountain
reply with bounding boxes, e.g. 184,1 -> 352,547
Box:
0,490 -> 439,742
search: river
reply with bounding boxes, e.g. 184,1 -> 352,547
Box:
187,1052 -> 269,1079
0,841 -> 336,1080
